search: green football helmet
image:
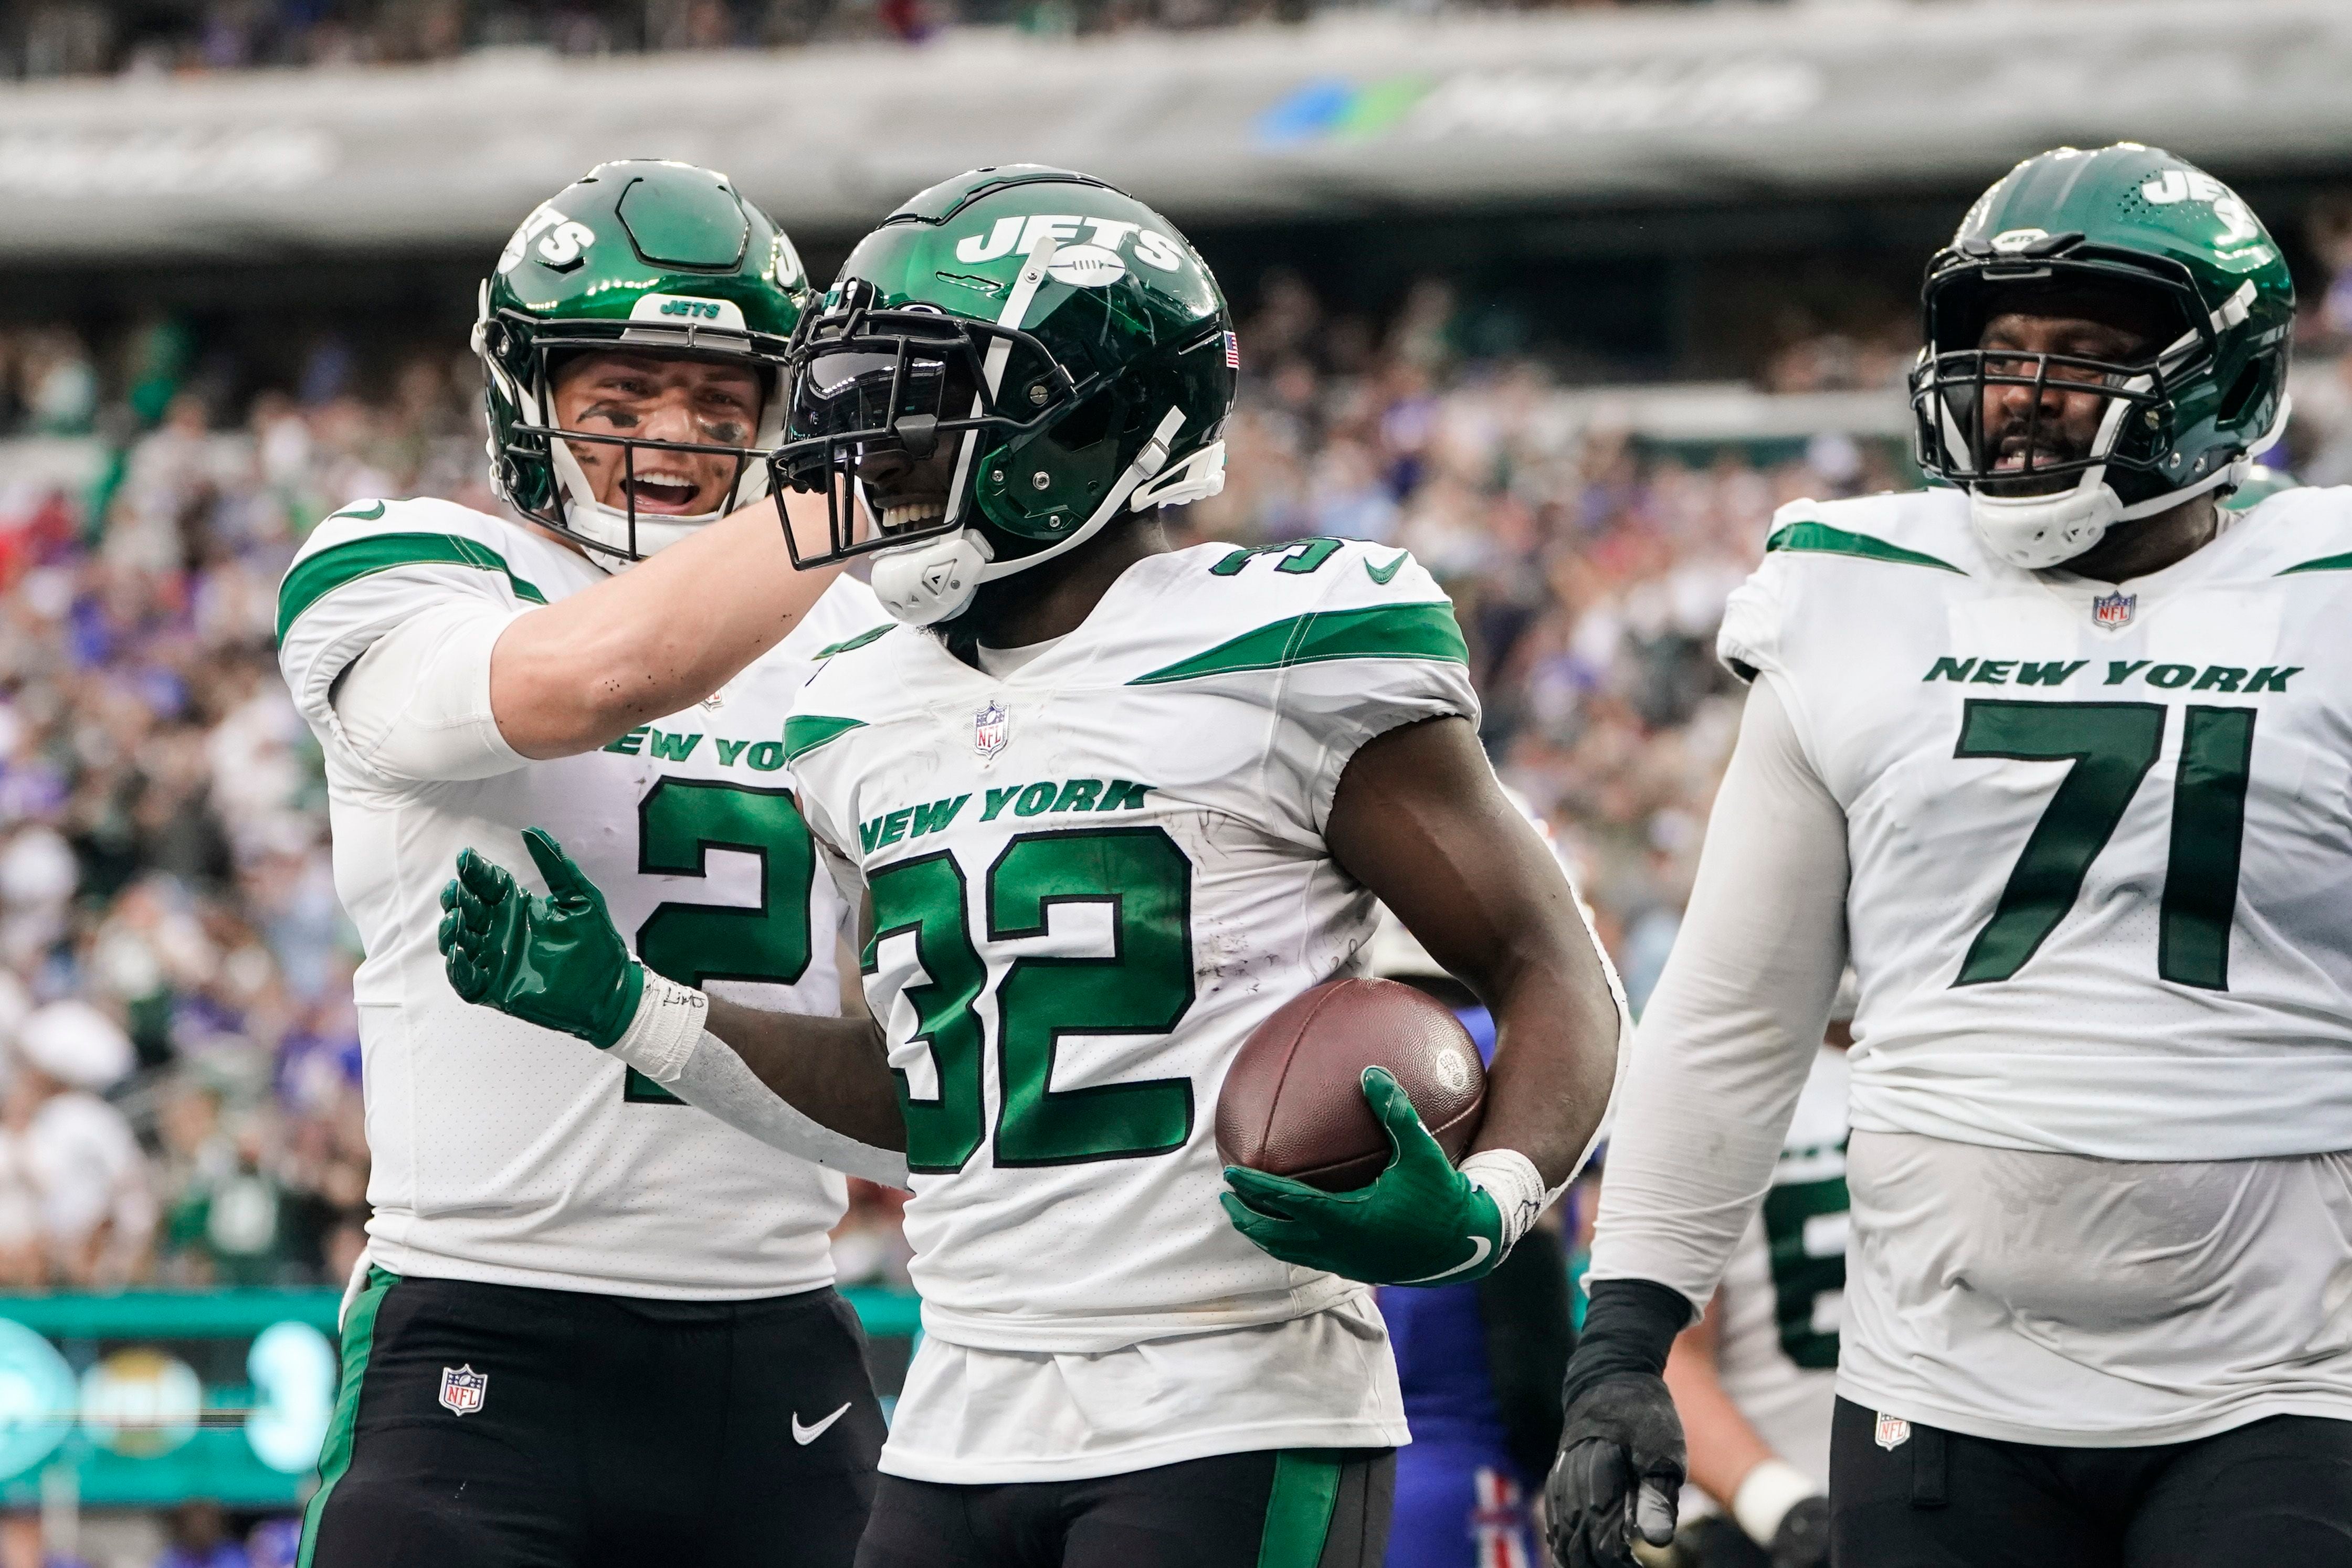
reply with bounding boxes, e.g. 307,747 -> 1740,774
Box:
1909,143 -> 2294,569
472,159 -> 811,564
771,165 -> 1236,625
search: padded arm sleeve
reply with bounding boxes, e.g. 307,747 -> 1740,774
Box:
330,598 -> 530,783
1586,676 -> 1850,1313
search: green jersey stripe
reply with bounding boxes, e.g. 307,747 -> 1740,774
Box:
815,624 -> 895,659
296,1265 -> 397,1568
1765,520 -> 1967,575
277,533 -> 549,642
1128,602 -> 1468,686
783,714 -> 868,764
2276,552 -> 2352,576
1256,1449 -> 1344,1568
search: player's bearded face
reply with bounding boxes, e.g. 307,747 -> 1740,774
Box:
1974,304 -> 2158,499
550,351 -> 763,516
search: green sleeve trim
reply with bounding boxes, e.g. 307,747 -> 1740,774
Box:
783,714 -> 867,764
815,623 -> 894,659
296,1266 -> 398,1568
1257,1449 -> 1344,1568
2276,551 -> 2352,576
277,532 -> 550,643
1765,520 -> 1967,575
1128,601 -> 1468,686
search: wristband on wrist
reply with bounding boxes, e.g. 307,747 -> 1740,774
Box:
1458,1149 -> 1546,1253
606,966 -> 710,1078
1731,1458 -> 1819,1548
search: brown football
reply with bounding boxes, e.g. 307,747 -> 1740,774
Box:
1216,978 -> 1488,1192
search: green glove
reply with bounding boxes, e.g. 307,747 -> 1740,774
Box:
437,828 -> 644,1049
1220,1067 -> 1505,1286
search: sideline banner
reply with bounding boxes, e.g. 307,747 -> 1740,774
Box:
0,1287 -> 921,1505
0,0 -> 2345,258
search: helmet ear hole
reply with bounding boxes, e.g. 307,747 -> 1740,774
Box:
1051,390 -> 1115,452
2216,356 -> 2267,429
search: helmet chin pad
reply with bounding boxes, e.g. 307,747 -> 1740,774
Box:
1969,453 -> 2253,571
868,405 -> 1190,628
1969,478 -> 2124,570
869,529 -> 993,626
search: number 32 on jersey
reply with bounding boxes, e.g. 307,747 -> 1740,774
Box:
866,827 -> 1196,1174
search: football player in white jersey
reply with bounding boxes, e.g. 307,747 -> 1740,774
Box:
1546,144 -> 2352,1568
437,165 -> 1629,1568
278,161 -> 895,1568
1658,993 -> 1851,1568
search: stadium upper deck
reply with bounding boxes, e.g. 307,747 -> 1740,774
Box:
2,0 -> 2349,261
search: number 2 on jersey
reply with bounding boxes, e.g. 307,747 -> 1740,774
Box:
625,779 -> 818,1104
866,826 -> 1195,1174
1954,700 -> 2254,990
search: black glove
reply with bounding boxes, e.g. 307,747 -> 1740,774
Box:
1544,1279 -> 1690,1568
1769,1494 -> 1831,1568
1545,1372 -> 1685,1566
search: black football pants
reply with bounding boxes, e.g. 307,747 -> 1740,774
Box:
852,1447 -> 1396,1568
1828,1395 -> 2352,1567
299,1268 -> 883,1568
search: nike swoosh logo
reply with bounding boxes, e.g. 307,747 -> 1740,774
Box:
792,1401 -> 852,1445
1399,1235 -> 1493,1285
1364,552 -> 1408,586
330,500 -> 386,522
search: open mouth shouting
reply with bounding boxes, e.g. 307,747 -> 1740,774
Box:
543,348 -> 769,535
625,468 -> 716,515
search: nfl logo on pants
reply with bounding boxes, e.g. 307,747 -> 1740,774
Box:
439,1364 -> 488,1416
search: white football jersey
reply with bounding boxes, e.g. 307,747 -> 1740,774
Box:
1706,1046 -> 1847,1497
787,536 -> 1479,1350
279,496 -> 880,1298
1721,485 -> 2352,1162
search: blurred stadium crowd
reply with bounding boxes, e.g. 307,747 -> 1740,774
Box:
0,224 -> 2348,1307
9,0 -> 1747,77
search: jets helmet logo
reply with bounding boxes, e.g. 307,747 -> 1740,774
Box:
1045,246 -> 1127,288
2138,169 -> 2259,245
954,215 -> 1186,273
438,1364 -> 489,1416
497,204 -> 596,276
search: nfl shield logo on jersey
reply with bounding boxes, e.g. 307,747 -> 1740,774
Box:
438,1364 -> 488,1416
974,700 -> 1010,762
2092,590 -> 2136,629
1874,1411 -> 1912,1450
